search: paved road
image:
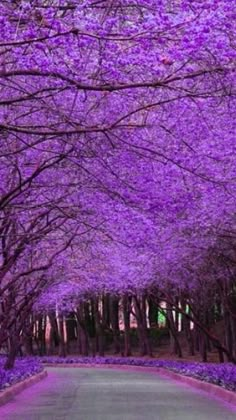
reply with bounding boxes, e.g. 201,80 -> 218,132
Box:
0,367 -> 235,420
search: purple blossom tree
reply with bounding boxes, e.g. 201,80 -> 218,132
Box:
0,0 -> 235,366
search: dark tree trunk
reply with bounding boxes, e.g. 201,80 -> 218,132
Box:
123,295 -> 132,357
218,348 -> 224,363
58,314 -> 67,357
66,312 -> 77,354
87,299 -> 96,357
5,335 -> 19,369
199,330 -> 208,362
110,296 -> 120,353
182,301 -> 195,356
148,298 -> 158,328
230,315 -> 236,360
76,305 -> 89,356
37,316 -> 46,356
48,313 -> 59,355
22,315 -> 34,355
166,303 -> 182,358
102,294 -> 110,328
134,295 -> 152,357
77,324 -> 89,356
93,298 -> 105,356
224,309 -> 233,362
193,326 -> 200,353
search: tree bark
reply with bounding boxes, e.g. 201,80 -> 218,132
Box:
93,297 -> 105,356
123,295 -> 132,357
110,296 -> 120,353
58,314 -> 66,357
48,312 -> 59,355
166,302 -> 182,358
133,295 -> 152,357
5,335 -> 19,369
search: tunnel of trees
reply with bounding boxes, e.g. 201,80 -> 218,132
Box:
0,0 -> 235,370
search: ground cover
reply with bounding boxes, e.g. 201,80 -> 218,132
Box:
0,358 -> 43,391
40,356 -> 236,392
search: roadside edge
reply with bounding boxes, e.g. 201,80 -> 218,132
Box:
0,370 -> 47,406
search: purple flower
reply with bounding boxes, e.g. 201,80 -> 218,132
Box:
0,357 -> 43,391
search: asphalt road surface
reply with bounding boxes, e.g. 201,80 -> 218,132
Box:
0,367 -> 235,420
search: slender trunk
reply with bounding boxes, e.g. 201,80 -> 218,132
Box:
166,303 -> 182,358
224,309 -> 233,362
123,295 -> 132,357
48,313 -> 59,355
182,301 -> 194,356
134,295 -> 152,357
88,299 -> 96,357
110,296 -> 120,354
102,294 -> 110,328
37,316 -> 46,356
199,330 -> 207,362
58,314 -> 66,357
93,297 -> 104,357
76,305 -> 89,356
193,326 -> 200,352
22,315 -> 34,356
77,324 -> 88,356
65,312 -> 77,354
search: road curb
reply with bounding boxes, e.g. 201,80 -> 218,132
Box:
44,363 -> 236,406
0,370 -> 47,406
156,367 -> 236,406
